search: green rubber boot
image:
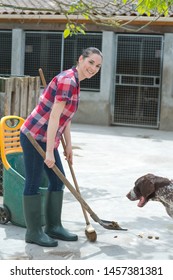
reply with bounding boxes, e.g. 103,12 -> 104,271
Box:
44,191 -> 78,241
23,194 -> 58,247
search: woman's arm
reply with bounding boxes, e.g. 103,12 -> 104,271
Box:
63,121 -> 73,164
45,101 -> 66,168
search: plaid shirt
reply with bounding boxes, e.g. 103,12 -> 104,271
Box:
21,67 -> 80,148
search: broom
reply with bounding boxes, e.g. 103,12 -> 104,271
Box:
38,68 -> 97,242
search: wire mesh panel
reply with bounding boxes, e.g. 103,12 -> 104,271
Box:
25,32 -> 62,83
25,32 -> 102,90
113,34 -> 163,128
0,31 -> 12,75
63,33 -> 102,91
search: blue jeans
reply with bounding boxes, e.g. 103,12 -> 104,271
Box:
20,132 -> 65,195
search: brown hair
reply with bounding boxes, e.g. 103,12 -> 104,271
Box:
81,47 -> 103,59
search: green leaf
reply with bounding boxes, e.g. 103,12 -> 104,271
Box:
75,26 -> 85,34
63,29 -> 70,38
69,23 -> 75,30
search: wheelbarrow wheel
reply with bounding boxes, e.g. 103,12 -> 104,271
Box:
0,206 -> 10,224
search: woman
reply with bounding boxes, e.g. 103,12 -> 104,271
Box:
20,47 -> 103,247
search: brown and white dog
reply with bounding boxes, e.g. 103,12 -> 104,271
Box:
126,173 -> 173,218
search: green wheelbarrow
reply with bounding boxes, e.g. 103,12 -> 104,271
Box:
0,115 -> 47,227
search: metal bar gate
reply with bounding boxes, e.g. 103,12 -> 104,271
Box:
112,34 -> 163,128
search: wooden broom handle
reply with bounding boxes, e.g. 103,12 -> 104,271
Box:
39,68 -> 47,88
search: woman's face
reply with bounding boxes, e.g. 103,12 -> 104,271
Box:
77,53 -> 102,81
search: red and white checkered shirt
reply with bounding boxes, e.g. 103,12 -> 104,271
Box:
21,67 -> 80,148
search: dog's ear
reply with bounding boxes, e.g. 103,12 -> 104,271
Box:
154,176 -> 171,188
136,174 -> 155,198
146,173 -> 171,189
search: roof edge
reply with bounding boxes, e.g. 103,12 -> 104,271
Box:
0,14 -> 173,26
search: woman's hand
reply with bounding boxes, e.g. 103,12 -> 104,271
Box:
44,150 -> 55,168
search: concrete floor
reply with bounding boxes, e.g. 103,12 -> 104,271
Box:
1,123 -> 173,261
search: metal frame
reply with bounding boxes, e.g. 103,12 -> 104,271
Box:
112,34 -> 164,128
